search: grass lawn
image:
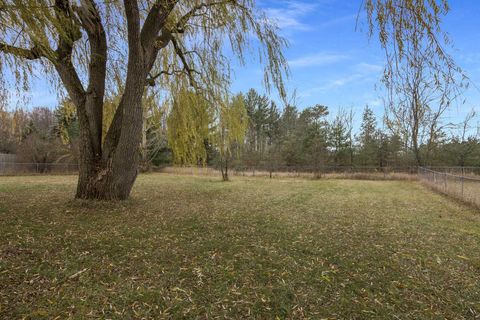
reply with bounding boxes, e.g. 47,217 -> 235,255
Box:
1,174 -> 480,319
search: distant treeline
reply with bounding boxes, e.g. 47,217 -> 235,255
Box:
1,88 -> 479,169
228,90 -> 480,170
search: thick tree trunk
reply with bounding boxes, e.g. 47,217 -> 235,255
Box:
75,137 -> 141,200
72,0 -> 150,200
74,56 -> 144,200
75,143 -> 139,200
75,164 -> 138,200
54,0 -> 175,200
75,75 -> 144,200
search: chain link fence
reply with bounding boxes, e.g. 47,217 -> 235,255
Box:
158,165 -> 418,180
425,166 -> 480,176
0,162 -> 78,176
418,167 -> 480,207
2,161 -> 479,208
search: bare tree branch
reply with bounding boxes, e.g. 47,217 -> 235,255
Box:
174,0 -> 234,32
171,36 -> 200,88
0,42 -> 43,60
141,0 -> 178,50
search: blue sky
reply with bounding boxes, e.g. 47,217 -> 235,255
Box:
13,0 -> 480,130
231,0 -> 480,128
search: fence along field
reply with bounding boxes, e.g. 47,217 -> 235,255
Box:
418,167 -> 480,207
0,162 -> 78,175
0,153 -> 16,173
160,165 -> 418,180
2,159 -> 480,208
0,162 -> 418,177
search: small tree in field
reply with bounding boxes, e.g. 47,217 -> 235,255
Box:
0,0 -> 287,199
357,105 -> 379,166
300,105 -> 329,173
214,94 -> 248,181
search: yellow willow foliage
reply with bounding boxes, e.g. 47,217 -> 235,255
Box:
102,95 -> 120,142
55,99 -> 77,144
0,1 -> 288,106
0,104 -> 8,123
0,105 -> 29,141
167,88 -> 212,165
214,93 -> 248,160
365,0 -> 449,59
11,108 -> 28,140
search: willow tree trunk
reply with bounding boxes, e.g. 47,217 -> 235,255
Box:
61,0 -> 174,200
74,16 -> 146,200
75,85 -> 144,200
75,125 -> 142,200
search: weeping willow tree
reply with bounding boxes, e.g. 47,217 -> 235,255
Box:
167,88 -> 212,165
0,0 -> 287,199
140,91 -> 168,169
166,89 -> 247,181
214,93 -> 248,181
364,0 -> 466,165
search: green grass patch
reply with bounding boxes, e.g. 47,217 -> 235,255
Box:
1,174 -> 479,318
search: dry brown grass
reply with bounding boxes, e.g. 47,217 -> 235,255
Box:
157,166 -> 417,181
1,174 -> 480,318
421,178 -> 480,208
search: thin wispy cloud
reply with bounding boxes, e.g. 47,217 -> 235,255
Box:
319,14 -> 358,29
282,1 -> 320,15
326,74 -> 363,89
354,63 -> 383,74
458,52 -> 480,64
321,62 -> 383,89
367,98 -> 384,107
299,62 -> 383,97
264,1 -> 319,31
288,52 -> 349,68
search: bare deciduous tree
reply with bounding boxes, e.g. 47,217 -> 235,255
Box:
365,0 -> 466,165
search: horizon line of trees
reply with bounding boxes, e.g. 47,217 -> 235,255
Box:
1,88 -> 479,174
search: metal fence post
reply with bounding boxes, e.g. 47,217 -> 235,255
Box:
461,175 -> 464,198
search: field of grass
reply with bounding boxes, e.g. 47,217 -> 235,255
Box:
1,174 -> 480,319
